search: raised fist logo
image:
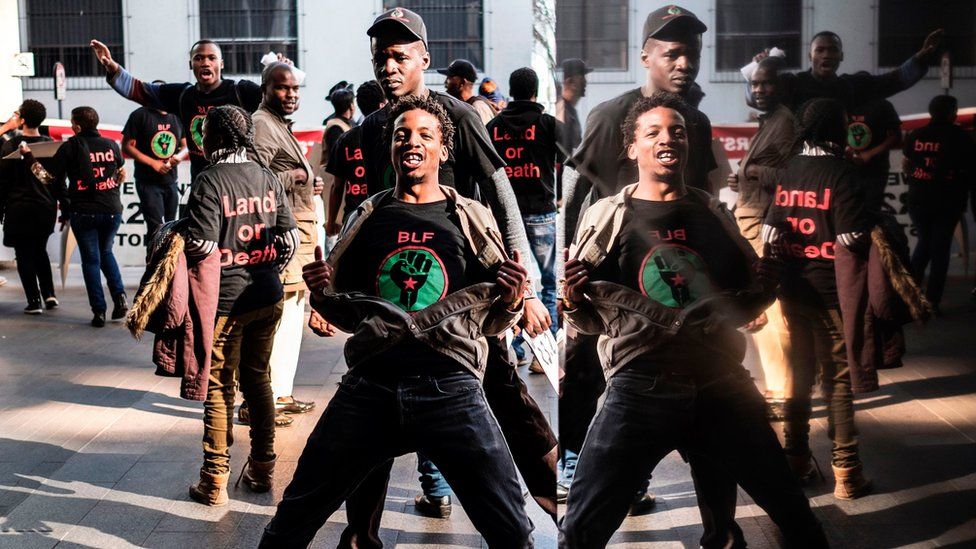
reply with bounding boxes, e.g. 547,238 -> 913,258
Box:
640,244 -> 712,308
378,246 -> 447,312
390,250 -> 432,309
151,130 -> 177,158
846,121 -> 871,151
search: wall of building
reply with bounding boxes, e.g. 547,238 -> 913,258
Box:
573,0 -> 976,125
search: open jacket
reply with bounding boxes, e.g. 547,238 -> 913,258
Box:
565,184 -> 774,379
834,217 -> 931,393
313,186 -> 523,379
252,105 -> 318,291
126,221 -> 220,401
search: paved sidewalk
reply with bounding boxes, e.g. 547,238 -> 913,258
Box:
0,267 -> 558,548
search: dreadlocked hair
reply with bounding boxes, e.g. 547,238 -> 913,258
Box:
204,105 -> 254,162
793,98 -> 847,155
383,95 -> 455,153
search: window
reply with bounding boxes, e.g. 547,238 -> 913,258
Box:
26,0 -> 125,78
715,0 -> 801,73
382,0 -> 484,70
879,0 -> 974,67
556,0 -> 628,71
200,0 -> 298,75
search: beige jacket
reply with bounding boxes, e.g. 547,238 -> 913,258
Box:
252,105 -> 317,291
315,186 -> 522,378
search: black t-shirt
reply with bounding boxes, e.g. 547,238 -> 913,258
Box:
51,132 -> 125,215
567,88 -> 717,231
335,197 -> 491,378
487,101 -> 562,214
151,79 -> 261,178
122,107 -> 183,185
903,122 -> 976,204
325,126 -> 370,221
782,70 -> 902,113
0,135 -> 57,212
847,99 -> 900,179
360,91 -> 506,198
590,194 -> 751,372
764,154 -> 867,307
186,161 -> 296,315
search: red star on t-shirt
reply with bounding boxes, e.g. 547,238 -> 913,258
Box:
672,273 -> 686,286
404,277 -> 417,290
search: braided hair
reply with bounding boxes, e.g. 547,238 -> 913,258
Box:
203,105 -> 254,163
793,98 -> 847,155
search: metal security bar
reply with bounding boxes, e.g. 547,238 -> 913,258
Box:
383,0 -> 485,70
556,0 -> 628,71
200,0 -> 298,75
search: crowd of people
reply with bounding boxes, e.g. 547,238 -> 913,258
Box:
0,3 -> 973,548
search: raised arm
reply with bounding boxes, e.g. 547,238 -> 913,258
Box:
91,39 -> 184,112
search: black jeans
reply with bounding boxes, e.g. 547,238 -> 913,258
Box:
136,180 -> 180,244
560,368 -> 827,549
909,198 -> 965,307
13,231 -> 55,304
260,372 -> 534,548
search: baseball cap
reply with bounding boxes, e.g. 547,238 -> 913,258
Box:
367,7 -> 428,47
327,81 -> 354,102
642,4 -> 707,43
437,59 -> 478,83
562,58 -> 593,78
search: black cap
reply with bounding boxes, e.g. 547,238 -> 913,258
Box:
562,58 -> 593,78
643,4 -> 707,43
437,59 -> 478,83
367,7 -> 428,47
327,81 -> 354,102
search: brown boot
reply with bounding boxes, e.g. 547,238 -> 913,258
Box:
833,463 -> 872,500
189,470 -> 230,506
236,456 -> 276,493
787,453 -> 824,485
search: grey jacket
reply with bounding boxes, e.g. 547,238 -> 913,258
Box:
313,186 -> 522,378
565,183 -> 774,379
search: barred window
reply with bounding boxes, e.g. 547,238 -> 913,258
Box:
200,0 -> 298,75
382,0 -> 485,70
26,0 -> 125,78
715,0 -> 802,73
556,0 -> 628,71
879,0 -> 974,67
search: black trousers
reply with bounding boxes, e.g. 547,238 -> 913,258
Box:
560,368 -> 828,549
136,179 -> 180,244
336,338 -> 558,548
909,195 -> 966,307
13,230 -> 56,304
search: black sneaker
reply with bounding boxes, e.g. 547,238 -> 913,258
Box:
628,490 -> 656,516
414,494 -> 452,518
111,294 -> 128,321
44,296 -> 59,309
91,312 -> 106,327
24,301 -> 43,315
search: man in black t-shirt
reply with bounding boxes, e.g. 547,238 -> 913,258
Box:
561,93 -> 826,548
846,98 -> 900,212
903,95 -> 976,310
91,39 -> 270,179
487,67 -> 563,365
122,95 -> 187,243
261,96 -> 533,548
325,81 -> 387,234
556,58 -> 591,157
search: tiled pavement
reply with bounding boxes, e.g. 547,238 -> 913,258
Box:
1,265 -> 974,548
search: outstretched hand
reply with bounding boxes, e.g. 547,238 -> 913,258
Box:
90,40 -> 120,76
916,29 -> 944,62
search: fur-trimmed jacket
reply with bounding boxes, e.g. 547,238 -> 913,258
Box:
834,216 -> 931,393
126,221 -> 220,401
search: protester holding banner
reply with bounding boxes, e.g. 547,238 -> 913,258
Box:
0,100 -> 61,314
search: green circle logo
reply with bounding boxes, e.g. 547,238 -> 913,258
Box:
847,121 -> 872,151
190,115 -> 206,150
151,130 -> 177,159
639,244 -> 713,308
377,247 -> 447,312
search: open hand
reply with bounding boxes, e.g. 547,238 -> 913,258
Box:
916,29 -> 944,61
90,40 -> 120,75
308,309 -> 336,337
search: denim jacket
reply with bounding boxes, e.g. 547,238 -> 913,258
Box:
314,186 -> 523,378
565,183 -> 773,379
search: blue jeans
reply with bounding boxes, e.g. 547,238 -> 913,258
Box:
560,369 -> 826,549
515,212 -> 558,358
70,212 -> 125,313
261,372 -> 534,548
